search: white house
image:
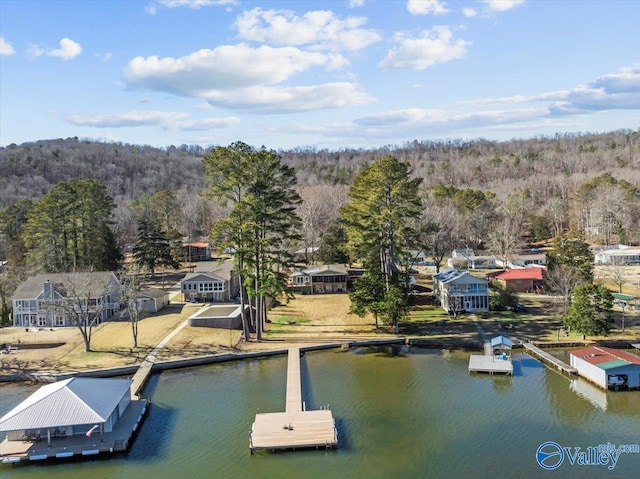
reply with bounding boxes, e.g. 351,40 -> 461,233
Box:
11,272 -> 121,328
594,246 -> 640,265
495,251 -> 547,269
448,249 -> 496,269
570,346 -> 640,390
432,269 -> 489,313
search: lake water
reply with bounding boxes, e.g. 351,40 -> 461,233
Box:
1,347 -> 639,478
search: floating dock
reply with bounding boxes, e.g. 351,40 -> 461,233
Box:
250,348 -> 337,452
468,337 -> 513,375
522,342 -> 577,374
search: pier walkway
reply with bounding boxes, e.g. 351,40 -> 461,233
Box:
250,348 -> 337,452
522,342 -> 577,374
130,318 -> 189,399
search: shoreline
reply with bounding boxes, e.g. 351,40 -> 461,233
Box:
0,335 -> 616,384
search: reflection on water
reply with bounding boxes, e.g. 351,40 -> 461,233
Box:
1,348 -> 639,479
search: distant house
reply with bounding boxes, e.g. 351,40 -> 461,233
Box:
290,264 -> 357,294
432,268 -> 489,313
493,268 -> 544,293
448,249 -> 496,269
0,377 -> 136,446
11,272 -> 121,328
182,241 -> 211,262
137,288 -> 170,313
407,250 -> 428,265
496,251 -> 547,269
594,246 -> 640,265
570,346 -> 640,390
180,260 -> 238,302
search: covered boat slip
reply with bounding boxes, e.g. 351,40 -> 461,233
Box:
250,348 -> 338,451
468,335 -> 514,375
0,399 -> 147,463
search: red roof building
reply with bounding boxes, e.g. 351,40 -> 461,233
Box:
570,346 -> 640,390
493,268 -> 544,293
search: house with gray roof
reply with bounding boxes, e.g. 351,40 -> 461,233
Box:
11,272 -> 121,328
432,268 -> 489,313
180,259 -> 238,302
290,264 -> 350,294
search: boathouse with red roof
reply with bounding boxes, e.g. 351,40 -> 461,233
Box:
570,346 -> 640,390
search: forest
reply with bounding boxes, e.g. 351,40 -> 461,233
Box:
1,129 -> 639,266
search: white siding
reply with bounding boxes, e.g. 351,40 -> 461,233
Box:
571,356 -> 607,389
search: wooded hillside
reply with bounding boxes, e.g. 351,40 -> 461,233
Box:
1,129 -> 639,251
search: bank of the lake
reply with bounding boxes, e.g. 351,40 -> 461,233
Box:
1,347 -> 639,479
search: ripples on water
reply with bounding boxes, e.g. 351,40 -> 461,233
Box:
1,347 -> 639,479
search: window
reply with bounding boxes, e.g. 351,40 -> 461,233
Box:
55,316 -> 64,326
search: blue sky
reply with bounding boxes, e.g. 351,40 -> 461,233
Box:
1,0 -> 639,150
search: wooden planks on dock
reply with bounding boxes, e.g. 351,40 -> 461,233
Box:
468,354 -> 513,375
250,348 -> 337,452
522,342 -> 577,374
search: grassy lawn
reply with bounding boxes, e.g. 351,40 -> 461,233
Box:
2,281 -> 639,376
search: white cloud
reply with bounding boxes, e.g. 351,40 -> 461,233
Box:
406,0 -> 450,16
47,38 -> 82,60
123,44 -> 345,93
0,36 -> 15,56
481,0 -> 525,12
66,110 -> 240,131
461,65 -> 640,114
200,82 -> 374,113
234,8 -> 381,52
121,43 -> 368,113
379,26 -> 470,70
348,0 -> 365,7
27,43 -> 45,58
462,7 -> 478,17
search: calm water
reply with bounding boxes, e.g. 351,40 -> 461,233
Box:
1,347 -> 639,478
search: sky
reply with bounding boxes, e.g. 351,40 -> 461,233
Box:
0,0 -> 639,151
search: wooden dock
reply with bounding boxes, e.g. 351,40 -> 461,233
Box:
250,348 -> 337,452
522,342 -> 578,374
468,336 -> 513,375
468,354 -> 513,375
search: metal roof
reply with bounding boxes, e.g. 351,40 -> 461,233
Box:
491,335 -> 513,348
0,377 -> 132,432
433,268 -> 487,285
570,346 -> 640,369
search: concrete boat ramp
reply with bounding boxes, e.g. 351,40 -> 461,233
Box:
250,348 -> 338,452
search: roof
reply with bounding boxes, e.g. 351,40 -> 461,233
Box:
183,272 -> 227,283
294,247 -> 319,254
612,293 -> 635,301
182,241 -> 210,248
140,288 -> 169,299
12,272 -> 118,300
491,335 -> 513,348
192,259 -> 234,277
433,268 -> 487,285
0,377 -> 132,432
570,346 -> 640,370
494,268 -> 543,281
292,264 -> 348,276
